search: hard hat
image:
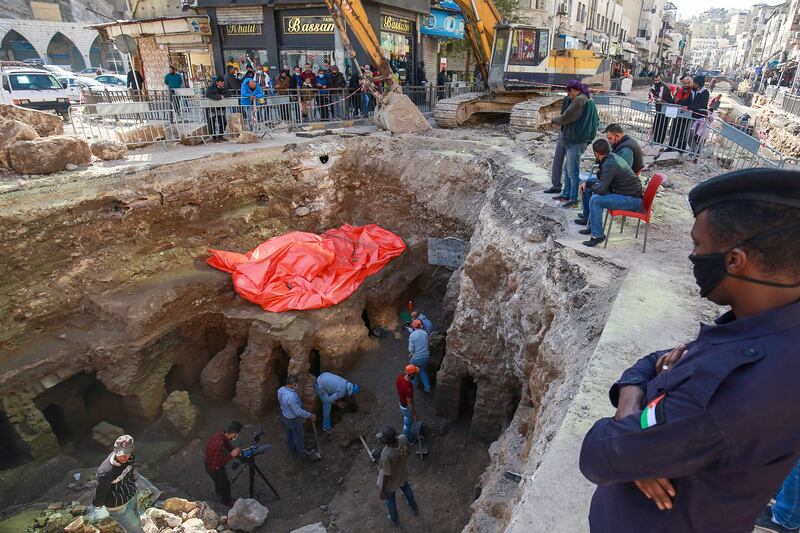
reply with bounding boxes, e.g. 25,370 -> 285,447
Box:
351,384 -> 360,395
411,319 -> 423,329
405,364 -> 419,375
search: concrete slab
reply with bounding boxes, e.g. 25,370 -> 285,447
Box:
514,131 -> 545,143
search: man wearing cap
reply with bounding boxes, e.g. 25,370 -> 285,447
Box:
376,425 -> 419,525
409,311 -> 433,335
86,435 -> 143,533
204,421 -> 242,506
277,375 -> 316,457
408,320 -> 431,393
315,372 -> 360,432
397,365 -> 420,438
580,168 -> 800,532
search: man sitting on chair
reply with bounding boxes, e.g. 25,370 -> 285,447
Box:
579,139 -> 644,248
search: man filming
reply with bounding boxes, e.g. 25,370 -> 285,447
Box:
204,421 -> 242,506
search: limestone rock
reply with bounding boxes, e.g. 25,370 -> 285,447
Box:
294,206 -> 310,216
140,513 -> 159,533
163,497 -> 197,515
144,507 -> 182,529
0,394 -> 58,459
65,516 -> 100,533
92,421 -> 124,448
653,151 -> 682,167
290,523 -> 327,533
65,163 -> 78,171
161,390 -> 200,437
7,135 -> 92,175
0,119 -> 39,168
0,103 -> 64,136
45,511 -> 72,532
238,131 -> 259,144
174,517 -> 206,533
116,123 -> 167,147
196,502 -> 219,529
171,124 -> 209,146
201,344 -> 239,401
91,140 -> 127,161
372,92 -> 431,133
514,131 -> 544,143
226,113 -> 243,134
226,498 -> 268,532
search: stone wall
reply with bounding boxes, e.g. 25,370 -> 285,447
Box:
138,36 -> 170,90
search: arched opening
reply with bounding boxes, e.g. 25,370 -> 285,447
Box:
0,410 -> 31,470
273,348 -> 291,387
47,32 -> 86,71
89,36 -> 125,73
41,404 -> 70,444
458,375 -> 478,423
0,30 -> 41,63
309,349 -> 321,377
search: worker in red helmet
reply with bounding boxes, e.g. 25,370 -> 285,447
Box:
396,364 -> 419,438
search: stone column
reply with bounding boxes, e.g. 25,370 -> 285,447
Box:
1,394 -> 59,460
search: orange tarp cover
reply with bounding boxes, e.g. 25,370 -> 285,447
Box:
207,224 -> 406,312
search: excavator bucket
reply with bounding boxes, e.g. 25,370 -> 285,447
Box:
373,92 -> 432,134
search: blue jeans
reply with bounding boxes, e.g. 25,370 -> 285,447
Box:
410,357 -> 430,392
563,142 -> 588,200
399,403 -> 412,437
773,461 -> 800,529
385,482 -> 418,523
282,416 -> 305,455
108,497 -> 144,533
581,177 -> 598,220
588,194 -> 643,238
361,94 -> 370,117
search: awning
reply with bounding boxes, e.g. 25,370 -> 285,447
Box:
91,16 -> 211,38
215,7 -> 263,25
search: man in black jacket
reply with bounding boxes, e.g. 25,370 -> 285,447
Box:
688,75 -> 710,158
649,74 -> 673,144
328,65 -> 346,118
578,139 -> 643,247
86,435 -> 143,533
205,76 -> 228,142
126,68 -> 144,91
224,66 -> 241,94
604,123 -> 644,174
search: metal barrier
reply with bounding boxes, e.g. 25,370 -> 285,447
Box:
782,93 -> 800,118
593,95 -> 785,170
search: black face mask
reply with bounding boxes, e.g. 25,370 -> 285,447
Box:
689,222 -> 800,297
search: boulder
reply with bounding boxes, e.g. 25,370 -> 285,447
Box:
226,498 -> 268,532
372,92 -> 431,133
7,136 -> 92,175
196,502 -> 219,529
238,131 -> 259,144
0,103 -> 64,136
201,345 -> 239,402
144,507 -> 182,529
290,523 -> 327,533
92,421 -> 124,448
169,123 -> 209,146
115,123 -> 167,147
140,514 -> 159,533
163,497 -> 197,515
45,512 -> 73,532
0,120 -> 39,168
91,140 -> 127,161
226,113 -> 243,134
161,391 -> 200,437
174,518 -> 206,533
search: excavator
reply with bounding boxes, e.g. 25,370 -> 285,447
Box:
323,0 -> 610,132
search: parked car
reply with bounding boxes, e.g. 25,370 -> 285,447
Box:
78,67 -> 111,78
95,74 -> 128,87
41,64 -> 73,76
57,76 -> 125,102
0,67 -> 71,118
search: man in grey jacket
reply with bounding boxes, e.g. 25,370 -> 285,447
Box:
579,139 -> 643,247
315,372 -> 360,432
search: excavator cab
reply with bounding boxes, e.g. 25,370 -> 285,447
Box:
487,24 -> 610,92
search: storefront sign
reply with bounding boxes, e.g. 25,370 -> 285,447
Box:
381,15 -> 413,34
188,17 -> 211,36
421,9 -> 464,39
224,23 -> 262,36
282,16 -> 334,34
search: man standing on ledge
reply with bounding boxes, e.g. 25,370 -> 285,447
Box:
580,168 -> 800,532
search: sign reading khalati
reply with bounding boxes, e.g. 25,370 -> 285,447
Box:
224,23 -> 262,36
381,15 -> 413,34
282,16 -> 334,34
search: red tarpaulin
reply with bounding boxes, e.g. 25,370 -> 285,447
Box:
207,224 -> 406,312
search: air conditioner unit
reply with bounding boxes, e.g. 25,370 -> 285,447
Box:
557,3 -> 568,16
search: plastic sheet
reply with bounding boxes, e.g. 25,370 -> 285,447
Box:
208,224 -> 406,312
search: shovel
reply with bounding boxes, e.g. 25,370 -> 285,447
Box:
309,423 -> 323,461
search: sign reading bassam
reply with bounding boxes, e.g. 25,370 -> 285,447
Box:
282,16 -> 335,34
224,23 -> 262,36
381,15 -> 413,34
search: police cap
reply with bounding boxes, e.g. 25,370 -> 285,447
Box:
688,168 -> 800,215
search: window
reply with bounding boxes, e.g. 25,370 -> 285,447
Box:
509,29 -> 550,66
577,3 -> 585,23
534,0 -> 546,9
568,0 -> 573,16
10,73 -> 62,90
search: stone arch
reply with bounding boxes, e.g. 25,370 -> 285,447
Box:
89,35 -> 125,73
0,30 -> 42,63
46,32 -> 86,71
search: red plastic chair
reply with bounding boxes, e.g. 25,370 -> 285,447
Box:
603,173 -> 665,253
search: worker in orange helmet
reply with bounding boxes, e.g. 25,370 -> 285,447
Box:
396,364 -> 419,438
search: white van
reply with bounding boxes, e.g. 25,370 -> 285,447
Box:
0,67 -> 72,119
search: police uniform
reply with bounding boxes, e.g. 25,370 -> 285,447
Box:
579,168 -> 800,532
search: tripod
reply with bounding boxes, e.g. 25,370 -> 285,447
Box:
230,457 -> 280,501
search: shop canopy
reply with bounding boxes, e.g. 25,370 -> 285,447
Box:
208,224 -> 406,312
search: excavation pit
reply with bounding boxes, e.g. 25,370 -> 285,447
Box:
0,133 -> 624,532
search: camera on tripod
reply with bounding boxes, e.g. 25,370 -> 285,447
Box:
235,431 -> 271,465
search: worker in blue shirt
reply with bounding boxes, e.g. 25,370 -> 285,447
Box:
408,320 -> 431,393
410,311 -> 433,335
580,168 -> 800,532
314,372 -> 360,432
239,78 -> 264,131
277,375 -> 315,457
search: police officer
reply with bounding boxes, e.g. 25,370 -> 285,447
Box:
579,168 -> 800,532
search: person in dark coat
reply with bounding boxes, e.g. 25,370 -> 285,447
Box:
580,168 -> 800,532
126,68 -> 144,91
204,76 -> 228,142
688,75 -> 710,158
668,76 -> 693,151
348,70 -> 362,117
648,74 -> 673,144
543,94 -> 571,195
223,66 -> 241,94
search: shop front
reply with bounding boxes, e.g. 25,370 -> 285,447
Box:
276,10 -> 336,72
379,14 -> 415,84
214,6 -> 274,74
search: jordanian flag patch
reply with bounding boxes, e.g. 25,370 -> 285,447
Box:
640,394 -> 666,430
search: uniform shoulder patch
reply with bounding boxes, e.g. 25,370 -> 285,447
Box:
640,393 -> 666,430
